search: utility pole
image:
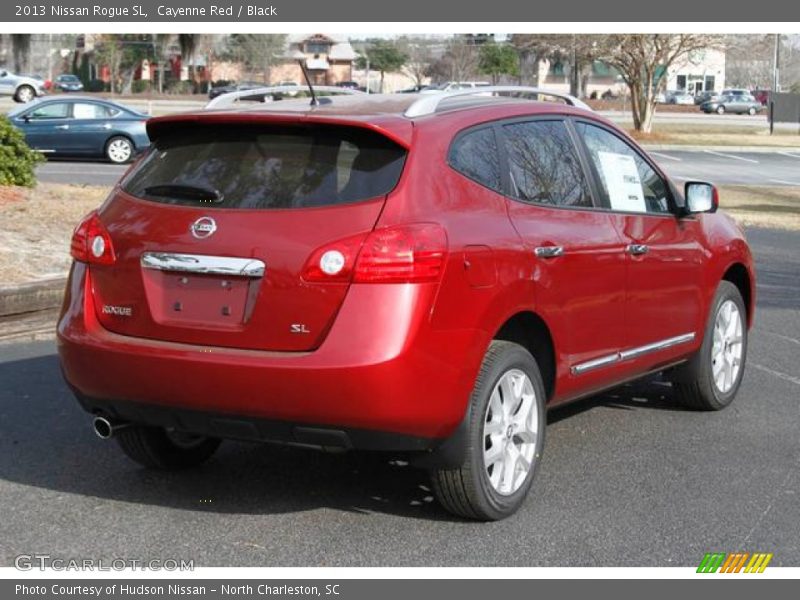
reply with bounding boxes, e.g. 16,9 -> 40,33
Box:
772,33 -> 780,93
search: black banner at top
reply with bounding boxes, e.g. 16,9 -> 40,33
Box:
2,0 -> 799,22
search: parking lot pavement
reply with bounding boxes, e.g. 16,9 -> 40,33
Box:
0,227 -> 798,567
652,150 -> 800,186
36,160 -> 129,186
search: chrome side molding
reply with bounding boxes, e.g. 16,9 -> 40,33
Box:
141,252 -> 265,278
571,332 -> 696,376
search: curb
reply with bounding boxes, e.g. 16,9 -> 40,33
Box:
0,278 -> 66,318
641,145 -> 800,153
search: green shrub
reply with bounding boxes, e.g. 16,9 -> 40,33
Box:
0,115 -> 44,188
131,80 -> 150,94
164,80 -> 194,95
85,79 -> 107,92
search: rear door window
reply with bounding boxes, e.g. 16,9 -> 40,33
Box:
449,127 -> 501,192
501,120 -> 593,208
122,125 -> 407,209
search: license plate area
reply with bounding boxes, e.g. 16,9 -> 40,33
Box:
139,252 -> 265,330
143,271 -> 253,328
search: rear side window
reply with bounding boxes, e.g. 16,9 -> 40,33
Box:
122,125 -> 407,209
72,103 -> 119,119
449,127 -> 501,192
502,120 -> 593,208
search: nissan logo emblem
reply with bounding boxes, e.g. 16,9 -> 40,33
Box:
190,217 -> 217,239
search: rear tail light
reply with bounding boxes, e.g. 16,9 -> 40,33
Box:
70,211 -> 116,265
302,223 -> 447,284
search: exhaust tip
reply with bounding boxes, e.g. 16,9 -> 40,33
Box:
93,416 -> 114,439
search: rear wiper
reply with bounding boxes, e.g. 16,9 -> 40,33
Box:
143,184 -> 223,204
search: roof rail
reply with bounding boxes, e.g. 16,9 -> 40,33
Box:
403,86 -> 592,118
205,85 -> 364,110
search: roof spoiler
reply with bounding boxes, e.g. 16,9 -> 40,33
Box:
403,86 -> 592,118
205,85 -> 364,110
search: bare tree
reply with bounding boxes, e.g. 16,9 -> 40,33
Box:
397,36 -> 436,88
599,34 -> 723,133
11,35 -> 32,73
226,34 -> 287,83
178,34 -> 201,88
725,34 -> 774,89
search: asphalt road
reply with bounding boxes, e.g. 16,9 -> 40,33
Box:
35,148 -> 800,188
0,227 -> 798,567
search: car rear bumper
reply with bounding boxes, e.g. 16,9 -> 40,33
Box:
57,263 -> 481,448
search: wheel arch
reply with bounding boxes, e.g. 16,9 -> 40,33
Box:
721,262 -> 754,327
492,310 -> 557,403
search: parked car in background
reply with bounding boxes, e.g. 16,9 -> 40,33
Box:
397,84 -> 436,93
667,90 -> 695,105
701,93 -> 763,115
336,81 -> 359,90
58,87 -> 754,521
752,89 -> 770,105
208,81 -> 265,100
0,69 -> 47,102
721,88 -> 751,98
8,97 -> 150,163
276,80 -> 301,97
22,73 -> 52,91
54,74 -> 84,93
421,81 -> 492,94
694,90 -> 719,105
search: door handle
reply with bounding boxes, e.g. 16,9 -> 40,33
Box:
54,124 -> 69,130
627,244 -> 649,256
534,246 -> 565,259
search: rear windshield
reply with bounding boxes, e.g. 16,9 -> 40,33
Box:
122,124 -> 407,209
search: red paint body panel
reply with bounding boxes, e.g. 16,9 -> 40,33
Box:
58,98 -> 756,447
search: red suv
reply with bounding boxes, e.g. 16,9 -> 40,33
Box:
58,88 -> 755,520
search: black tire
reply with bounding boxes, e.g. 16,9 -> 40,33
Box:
14,85 -> 35,103
671,281 -> 748,410
430,340 -> 546,521
716,105 -> 726,115
748,107 -> 757,116
105,136 -> 134,164
115,425 -> 221,470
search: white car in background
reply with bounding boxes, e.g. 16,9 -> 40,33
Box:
0,69 -> 47,103
667,90 -> 695,105
420,81 -> 492,94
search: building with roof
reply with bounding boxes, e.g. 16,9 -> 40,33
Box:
269,34 -> 357,86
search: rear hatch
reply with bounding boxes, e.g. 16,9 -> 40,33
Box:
90,121 -> 407,351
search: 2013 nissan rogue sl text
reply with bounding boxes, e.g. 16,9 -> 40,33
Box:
58,87 -> 755,520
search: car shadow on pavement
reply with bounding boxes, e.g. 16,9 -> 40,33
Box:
0,352 -> 458,521
547,377 -> 687,426
0,352 -> 688,521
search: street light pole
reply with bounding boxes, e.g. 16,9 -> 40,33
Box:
772,33 -> 780,93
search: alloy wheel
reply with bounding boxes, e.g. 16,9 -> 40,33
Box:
711,299 -> 744,394
482,368 -> 539,495
107,139 -> 132,163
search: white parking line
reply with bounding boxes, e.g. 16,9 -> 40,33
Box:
752,364 -> 800,386
777,151 -> 800,159
650,152 -> 682,161
763,331 -> 800,346
769,178 -> 800,186
703,150 -> 759,164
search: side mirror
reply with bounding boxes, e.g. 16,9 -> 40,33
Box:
684,181 -> 718,214
22,114 -> 31,123
0,71 -> 7,78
